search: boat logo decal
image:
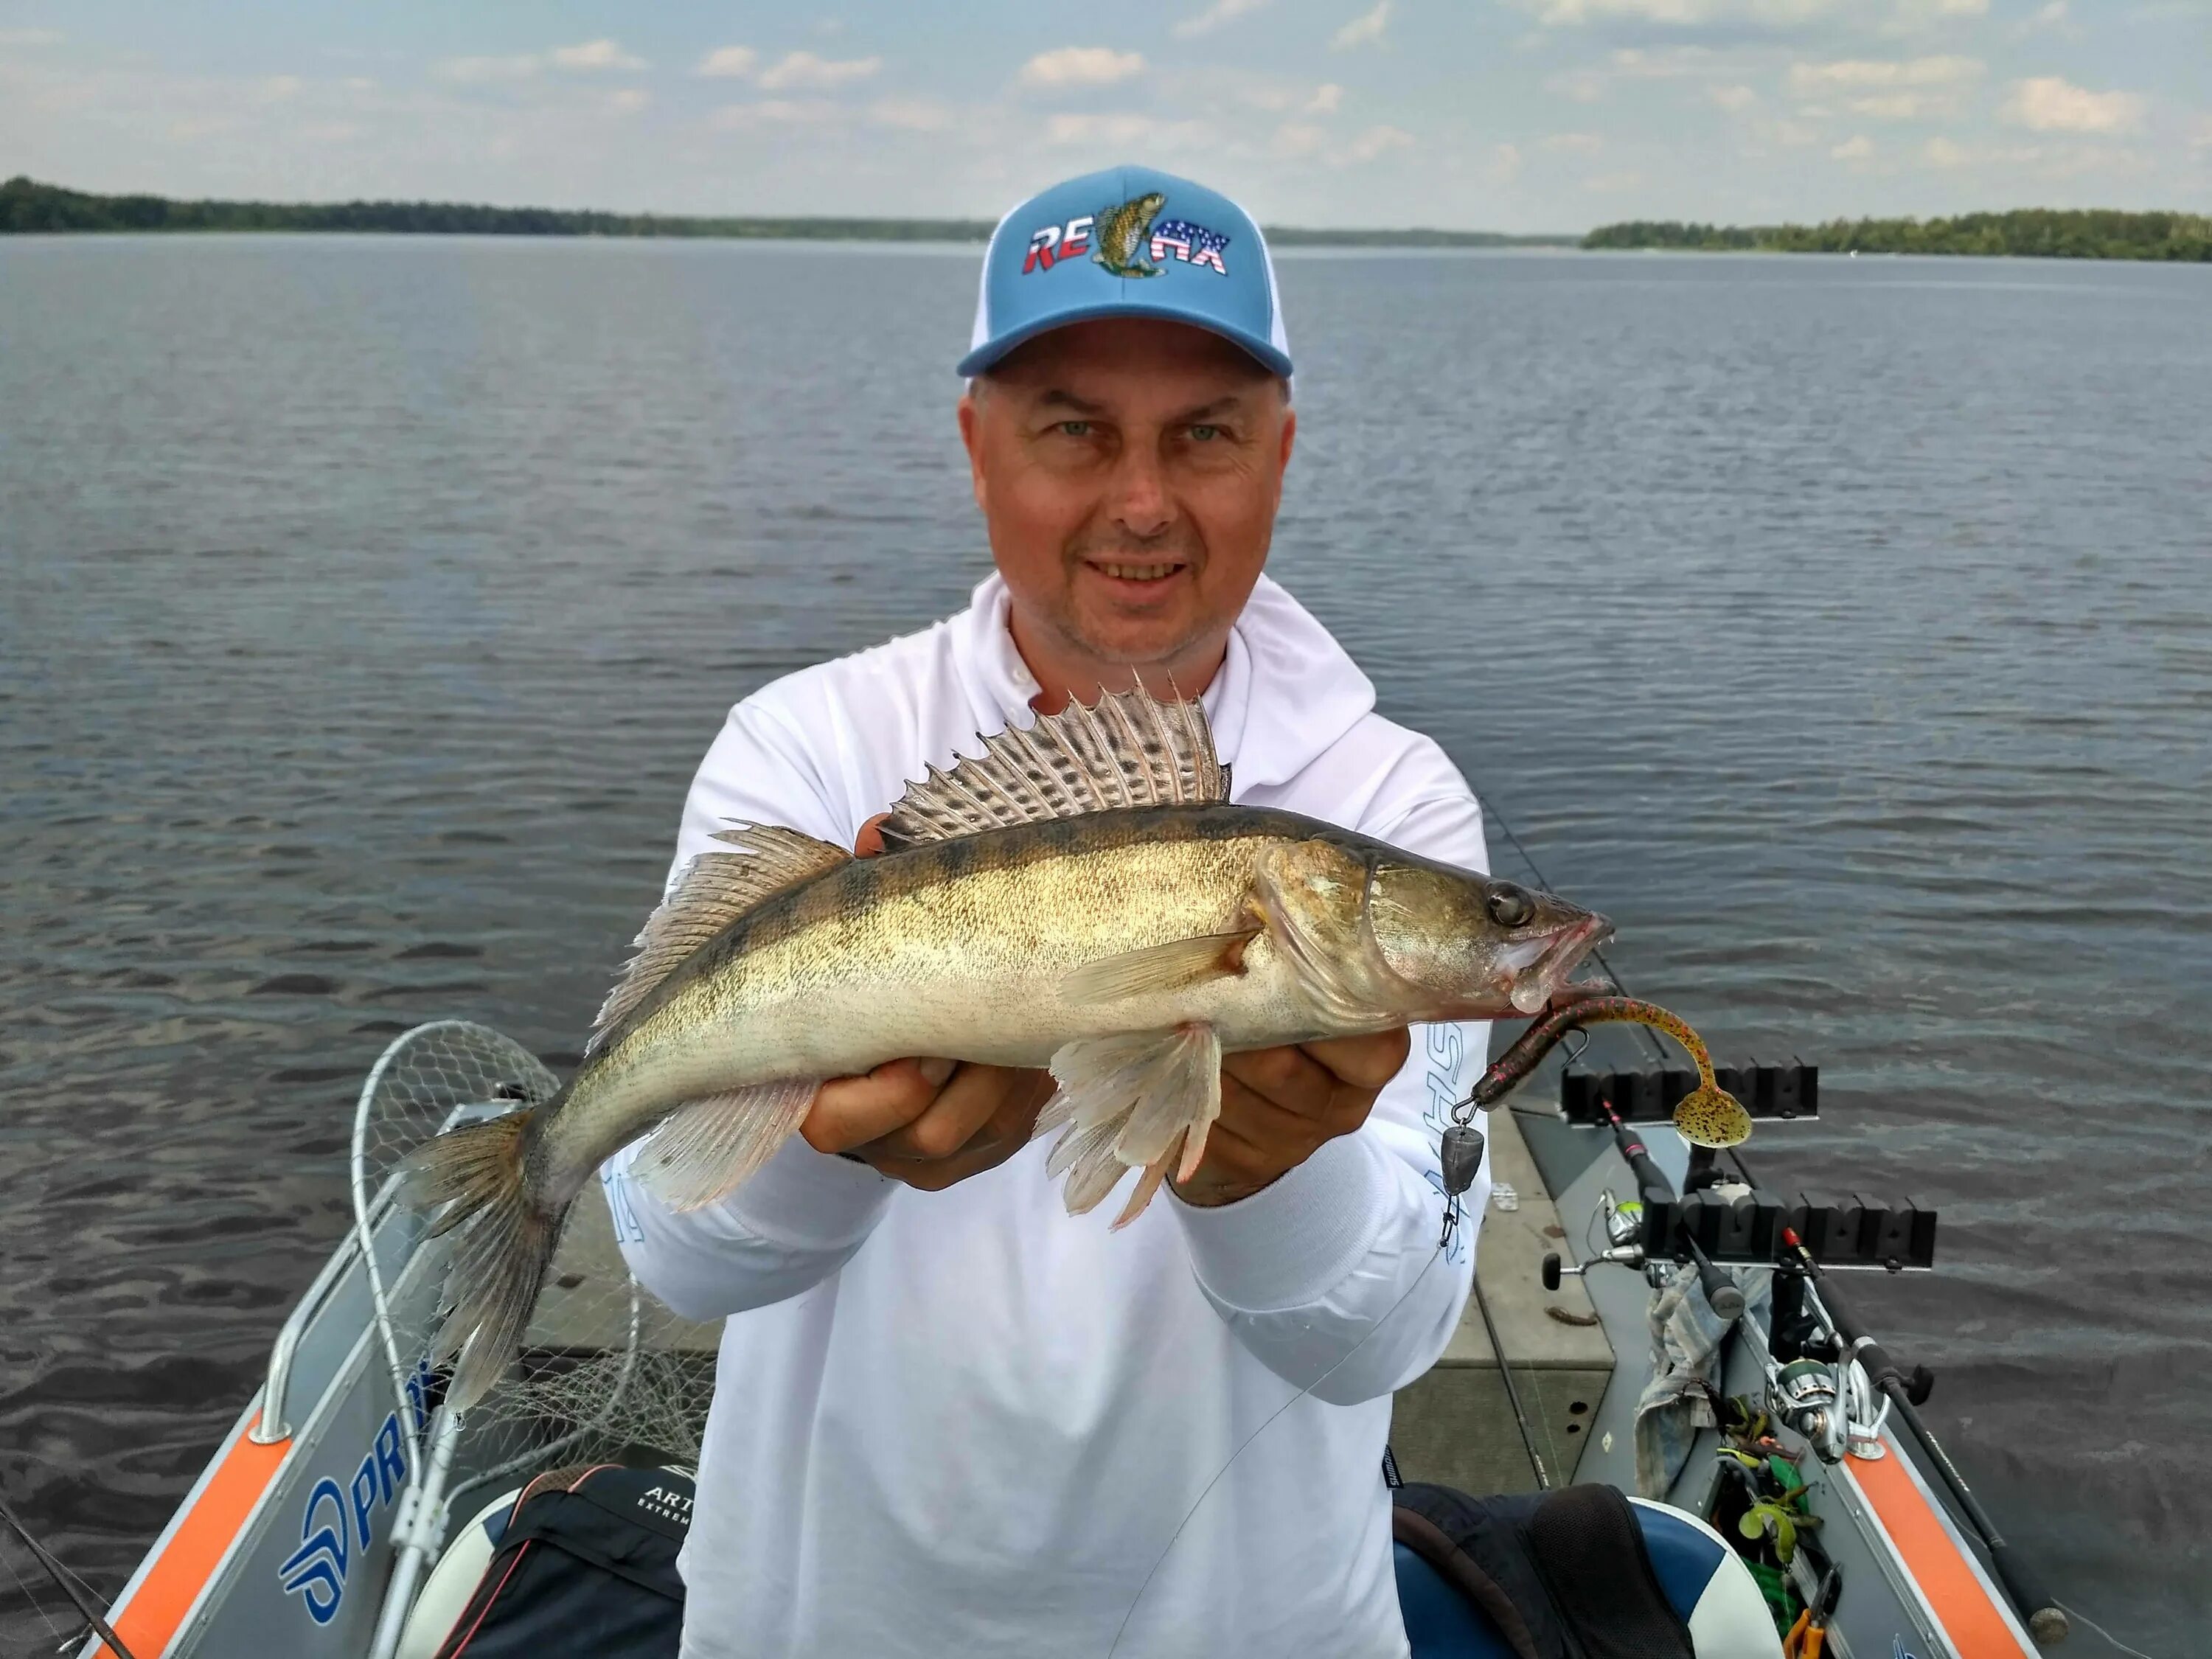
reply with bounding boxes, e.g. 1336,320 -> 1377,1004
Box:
1418,1022 -> 1470,1265
278,1360 -> 431,1626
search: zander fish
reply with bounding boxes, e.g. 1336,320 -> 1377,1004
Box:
406,686 -> 1613,1405
1092,191 -> 1167,278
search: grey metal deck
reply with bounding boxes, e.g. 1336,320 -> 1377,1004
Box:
1389,1107 -> 1616,1495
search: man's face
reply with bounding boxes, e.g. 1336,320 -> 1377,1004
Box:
959,318 -> 1295,678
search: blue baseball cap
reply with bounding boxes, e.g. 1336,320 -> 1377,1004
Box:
959,164 -> 1291,380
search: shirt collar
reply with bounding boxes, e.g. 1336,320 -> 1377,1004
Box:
949,569 -> 1372,796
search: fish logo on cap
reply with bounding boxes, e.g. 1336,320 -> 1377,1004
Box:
1019,191 -> 1232,281
1092,191 -> 1168,278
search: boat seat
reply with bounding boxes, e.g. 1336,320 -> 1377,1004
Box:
1397,1496 -> 1782,1658
394,1486 -> 523,1659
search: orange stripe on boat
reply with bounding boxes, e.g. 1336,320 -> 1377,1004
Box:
1848,1436 -> 2026,1658
97,1414 -> 290,1659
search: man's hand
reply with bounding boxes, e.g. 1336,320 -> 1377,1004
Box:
808,816 -> 1406,1203
800,1058 -> 1056,1192
1173,1028 -> 1412,1208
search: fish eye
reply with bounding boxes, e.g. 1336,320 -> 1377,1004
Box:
1487,885 -> 1534,928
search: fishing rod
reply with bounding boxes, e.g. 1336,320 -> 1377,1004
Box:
0,1489 -> 139,1659
1472,783 -> 2073,1649
1777,1225 -> 2068,1646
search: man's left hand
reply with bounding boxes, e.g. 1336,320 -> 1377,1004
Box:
1174,1028 -> 1412,1208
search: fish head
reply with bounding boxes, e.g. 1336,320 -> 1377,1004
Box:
1365,858 -> 1613,1019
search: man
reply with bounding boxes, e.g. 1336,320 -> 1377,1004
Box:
609,164 -> 1494,1658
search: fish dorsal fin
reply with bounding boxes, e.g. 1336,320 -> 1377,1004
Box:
876,684 -> 1228,850
589,825 -> 849,1051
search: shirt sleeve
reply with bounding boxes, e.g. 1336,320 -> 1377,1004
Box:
1170,751 -> 1493,1405
607,696 -> 901,1321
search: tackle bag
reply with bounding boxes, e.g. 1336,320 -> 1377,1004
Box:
428,1463 -> 692,1658
1392,1482 -> 1697,1659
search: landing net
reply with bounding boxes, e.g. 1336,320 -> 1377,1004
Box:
350,1021 -> 719,1492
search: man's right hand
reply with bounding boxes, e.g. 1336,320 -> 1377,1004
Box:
801,1059 -> 1055,1192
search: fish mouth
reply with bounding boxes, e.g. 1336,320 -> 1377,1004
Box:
1506,913 -> 1614,1015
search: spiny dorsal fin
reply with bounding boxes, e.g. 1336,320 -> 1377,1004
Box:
589,825 -> 849,1051
876,683 -> 1228,850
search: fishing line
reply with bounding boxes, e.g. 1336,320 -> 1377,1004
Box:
0,1488 -> 138,1659
1104,785 -> 1687,1649
2052,1600 -> 2160,1659
1467,784 -> 1671,1069
1103,1214 -> 1458,1659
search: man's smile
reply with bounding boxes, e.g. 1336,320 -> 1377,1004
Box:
1080,555 -> 1191,594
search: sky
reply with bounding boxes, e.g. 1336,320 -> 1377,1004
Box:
1,1 -> 2206,232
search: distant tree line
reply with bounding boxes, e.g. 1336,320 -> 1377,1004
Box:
0,176 -> 1574,248
0,175 -> 998,240
1584,209 -> 2212,262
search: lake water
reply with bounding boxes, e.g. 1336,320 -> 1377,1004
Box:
2,236 -> 2206,1654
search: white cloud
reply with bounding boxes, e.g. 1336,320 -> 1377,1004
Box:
1846,91 -> 1960,118
432,53 -> 542,84
1346,122 -> 1413,160
1543,131 -> 1606,152
2002,75 -> 2145,133
1307,81 -> 1344,114
1880,0 -> 1986,32
1517,0 -> 1832,25
605,88 -> 650,114
551,39 -> 645,72
1273,122 -> 1329,157
0,27 -> 63,46
1920,133 -> 2009,165
2019,0 -> 2067,29
869,97 -> 953,131
1489,142 -> 1526,183
1709,83 -> 1759,110
1173,0 -> 1272,38
709,99 -> 840,129
696,46 -> 759,80
1831,133 -> 1874,158
1044,111 -> 1214,150
1583,168 -> 1645,190
1548,44 -> 1728,102
1018,46 -> 1146,90
1788,55 -> 1980,91
757,51 -> 881,91
255,74 -> 303,104
1332,1 -> 1392,50
431,41 -> 647,83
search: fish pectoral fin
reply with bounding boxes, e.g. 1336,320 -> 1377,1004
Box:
632,1077 -> 821,1212
1058,929 -> 1259,1004
1044,1025 -> 1222,1220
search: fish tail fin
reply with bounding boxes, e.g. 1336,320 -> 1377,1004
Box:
399,1109 -> 563,1411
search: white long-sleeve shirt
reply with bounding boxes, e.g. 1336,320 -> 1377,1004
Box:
604,571 -> 1494,1658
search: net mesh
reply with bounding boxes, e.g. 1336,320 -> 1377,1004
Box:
350,1021 -> 719,1488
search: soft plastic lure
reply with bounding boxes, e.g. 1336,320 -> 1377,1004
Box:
1471,992 -> 1753,1149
